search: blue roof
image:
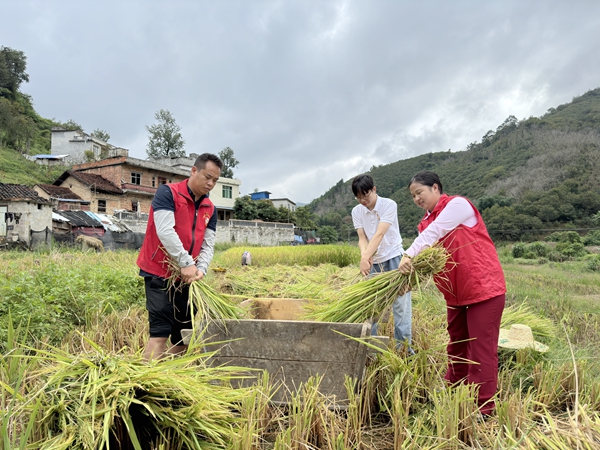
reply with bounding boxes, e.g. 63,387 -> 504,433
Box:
33,154 -> 69,159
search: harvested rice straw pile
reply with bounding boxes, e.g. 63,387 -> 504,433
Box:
305,245 -> 450,324
24,343 -> 251,449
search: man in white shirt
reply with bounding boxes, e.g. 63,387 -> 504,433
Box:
351,174 -> 413,353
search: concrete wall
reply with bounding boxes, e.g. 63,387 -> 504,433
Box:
1,201 -> 52,242
215,219 -> 294,246
97,216 -> 294,246
51,130 -> 90,163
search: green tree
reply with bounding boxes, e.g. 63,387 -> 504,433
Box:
317,225 -> 338,244
233,195 -> 258,220
255,200 -> 279,222
294,206 -> 317,229
277,205 -> 295,223
91,128 -> 110,143
61,119 -> 83,131
0,47 -> 29,98
218,146 -> 239,178
146,109 -> 185,158
0,97 -> 34,151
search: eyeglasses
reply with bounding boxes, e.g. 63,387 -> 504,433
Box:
355,190 -> 372,201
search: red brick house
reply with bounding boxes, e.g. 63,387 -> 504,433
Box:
34,184 -> 91,211
52,170 -> 125,214
69,156 -> 188,214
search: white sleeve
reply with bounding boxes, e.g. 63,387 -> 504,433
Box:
352,206 -> 363,230
405,197 -> 478,257
196,228 -> 216,275
378,200 -> 397,224
154,209 -> 196,268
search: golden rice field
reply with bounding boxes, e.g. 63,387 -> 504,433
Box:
1,244 -> 599,449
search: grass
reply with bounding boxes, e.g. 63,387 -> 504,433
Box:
0,246 -> 599,448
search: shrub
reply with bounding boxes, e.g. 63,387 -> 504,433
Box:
512,242 -> 548,259
548,251 -> 566,262
586,254 -> 600,271
583,230 -> 600,246
545,231 -> 581,243
512,243 -> 527,258
527,241 -> 548,257
555,242 -> 588,259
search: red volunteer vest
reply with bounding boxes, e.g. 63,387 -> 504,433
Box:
418,194 -> 506,306
137,179 -> 215,279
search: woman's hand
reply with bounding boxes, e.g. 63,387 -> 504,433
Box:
399,254 -> 413,274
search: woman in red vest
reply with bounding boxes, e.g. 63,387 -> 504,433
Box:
399,171 -> 506,416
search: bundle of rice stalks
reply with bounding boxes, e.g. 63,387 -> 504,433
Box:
18,340 -> 251,449
189,279 -> 247,323
164,253 -> 246,324
500,303 -> 556,338
305,246 -> 450,323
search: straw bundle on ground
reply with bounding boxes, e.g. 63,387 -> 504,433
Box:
305,246 -> 450,323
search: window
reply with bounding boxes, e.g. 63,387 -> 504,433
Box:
152,176 -> 156,187
157,176 -> 167,185
131,201 -> 139,212
131,172 -> 142,185
222,185 -> 233,199
98,200 -> 107,213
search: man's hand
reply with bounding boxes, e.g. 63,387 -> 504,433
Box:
360,256 -> 372,277
399,254 -> 413,274
181,265 -> 204,284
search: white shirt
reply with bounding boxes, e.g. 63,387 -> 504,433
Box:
352,196 -> 403,263
405,196 -> 478,257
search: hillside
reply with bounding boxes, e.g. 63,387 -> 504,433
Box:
310,88 -> 600,240
0,46 -> 70,185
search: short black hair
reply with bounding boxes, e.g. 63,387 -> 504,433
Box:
408,171 -> 443,193
352,174 -> 375,197
194,153 -> 223,170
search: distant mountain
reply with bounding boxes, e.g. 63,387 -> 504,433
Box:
309,88 -> 600,240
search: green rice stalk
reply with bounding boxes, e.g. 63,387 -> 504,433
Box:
188,280 -> 246,323
15,339 -> 252,449
162,252 -> 246,328
305,245 -> 450,323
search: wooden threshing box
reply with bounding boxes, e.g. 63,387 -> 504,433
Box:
182,298 -> 372,405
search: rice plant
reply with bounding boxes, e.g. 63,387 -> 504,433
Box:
213,244 -> 360,268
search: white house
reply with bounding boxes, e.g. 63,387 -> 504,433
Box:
51,128 -> 128,164
271,198 -> 297,212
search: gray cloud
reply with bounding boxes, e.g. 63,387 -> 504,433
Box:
3,0 -> 599,203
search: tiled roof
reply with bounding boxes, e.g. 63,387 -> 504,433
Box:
54,210 -> 103,227
0,183 -> 49,203
55,170 -> 123,195
36,184 -> 83,200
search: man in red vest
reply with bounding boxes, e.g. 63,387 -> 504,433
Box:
137,153 -> 222,360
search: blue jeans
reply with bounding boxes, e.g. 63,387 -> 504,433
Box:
370,255 -> 413,352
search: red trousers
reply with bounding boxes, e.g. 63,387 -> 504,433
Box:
444,294 -> 505,415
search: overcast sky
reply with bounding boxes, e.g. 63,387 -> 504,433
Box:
3,1 -> 599,203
